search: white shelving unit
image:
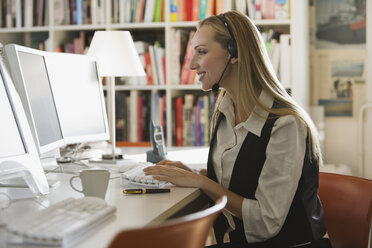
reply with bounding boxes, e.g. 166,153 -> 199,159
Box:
0,0 -> 308,147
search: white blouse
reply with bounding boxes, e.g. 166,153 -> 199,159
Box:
211,91 -> 307,243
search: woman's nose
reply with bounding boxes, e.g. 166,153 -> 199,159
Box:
189,54 -> 198,70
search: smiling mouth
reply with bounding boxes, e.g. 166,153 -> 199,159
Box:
197,72 -> 205,80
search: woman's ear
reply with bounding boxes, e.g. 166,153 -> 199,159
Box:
231,57 -> 238,64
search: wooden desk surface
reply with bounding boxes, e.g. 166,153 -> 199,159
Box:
0,147 -> 209,248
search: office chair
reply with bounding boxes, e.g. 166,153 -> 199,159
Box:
108,195 -> 227,248
318,172 -> 372,248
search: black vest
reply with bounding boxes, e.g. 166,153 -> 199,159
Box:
207,112 -> 326,248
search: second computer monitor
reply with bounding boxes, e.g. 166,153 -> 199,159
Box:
4,44 -> 64,156
0,56 -> 49,195
44,52 -> 109,144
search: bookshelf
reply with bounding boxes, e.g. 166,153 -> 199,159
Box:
0,0 -> 308,147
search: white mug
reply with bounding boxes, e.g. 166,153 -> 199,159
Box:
69,169 -> 110,199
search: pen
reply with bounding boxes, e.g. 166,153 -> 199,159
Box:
123,188 -> 171,194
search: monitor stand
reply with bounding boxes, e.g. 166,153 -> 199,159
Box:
0,161 -> 49,195
40,149 -> 60,171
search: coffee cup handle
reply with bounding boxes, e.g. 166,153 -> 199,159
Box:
69,176 -> 83,193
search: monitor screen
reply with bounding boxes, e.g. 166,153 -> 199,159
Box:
45,52 -> 109,144
0,58 -> 49,195
4,44 -> 64,155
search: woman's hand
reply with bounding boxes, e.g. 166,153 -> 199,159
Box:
143,164 -> 204,188
156,160 -> 192,172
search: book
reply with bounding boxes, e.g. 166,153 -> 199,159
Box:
216,0 -> 232,15
137,95 -> 143,141
175,97 -> 183,146
263,0 -> 275,19
199,0 -> 207,20
183,94 -> 194,146
180,31 -> 195,84
183,0 -> 192,21
153,42 -> 165,85
144,52 -> 154,85
116,92 -> 128,141
279,34 -> 291,88
144,0 -> 156,22
149,45 -> 159,85
255,0 -> 262,19
24,0 -> 33,26
202,95 -> 209,146
153,0 -> 162,22
246,0 -> 255,19
269,38 -> 280,77
170,0 -> 178,21
177,0 -> 184,21
129,90 -> 139,142
275,0 -> 288,19
192,0 -> 199,21
235,0 -> 247,15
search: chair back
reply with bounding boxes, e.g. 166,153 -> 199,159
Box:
108,195 -> 227,248
319,172 -> 372,248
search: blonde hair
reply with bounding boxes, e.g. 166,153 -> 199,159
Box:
200,11 -> 323,165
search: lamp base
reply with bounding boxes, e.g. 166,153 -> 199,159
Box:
89,154 -> 124,165
88,156 -> 140,172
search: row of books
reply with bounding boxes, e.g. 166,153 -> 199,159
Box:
54,0 -> 106,25
115,91 -> 166,143
1,0 -> 48,28
241,0 -> 290,20
171,29 -> 199,85
56,31 -> 91,54
169,0 -> 289,22
118,40 -> 166,86
112,0 -> 165,23
172,93 -> 215,147
261,29 -> 291,88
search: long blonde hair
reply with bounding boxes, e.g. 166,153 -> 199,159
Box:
200,11 -> 323,165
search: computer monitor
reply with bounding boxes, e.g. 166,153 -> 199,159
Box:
44,52 -> 109,144
0,56 -> 49,195
3,44 -> 64,157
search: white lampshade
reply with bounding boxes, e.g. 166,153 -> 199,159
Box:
87,31 -> 145,77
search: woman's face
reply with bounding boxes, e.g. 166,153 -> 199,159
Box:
189,25 -> 230,91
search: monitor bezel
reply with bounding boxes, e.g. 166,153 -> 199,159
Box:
4,44 -> 65,155
0,57 -> 49,195
44,52 -> 110,144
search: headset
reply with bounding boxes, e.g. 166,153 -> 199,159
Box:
216,14 -> 238,58
212,14 -> 238,92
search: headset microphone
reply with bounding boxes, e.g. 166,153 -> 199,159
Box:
212,14 -> 238,93
212,56 -> 232,92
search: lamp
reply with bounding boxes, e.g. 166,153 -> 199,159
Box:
88,31 -> 145,163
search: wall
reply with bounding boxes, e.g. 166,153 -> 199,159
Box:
309,0 -> 371,179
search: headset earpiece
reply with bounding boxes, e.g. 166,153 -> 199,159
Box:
217,14 -> 238,58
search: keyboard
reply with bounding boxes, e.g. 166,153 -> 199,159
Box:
120,162 -> 167,187
7,197 -> 116,246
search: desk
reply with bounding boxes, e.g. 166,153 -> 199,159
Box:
0,147 -> 209,248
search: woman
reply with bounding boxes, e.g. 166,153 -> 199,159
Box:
144,11 -> 329,248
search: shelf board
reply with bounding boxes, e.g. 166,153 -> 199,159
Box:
116,141 -> 151,147
0,26 -> 49,33
102,84 -> 202,91
168,21 -> 198,28
53,24 -> 107,31
109,22 -> 166,29
254,19 -> 291,26
170,84 -> 202,90
103,85 -> 167,91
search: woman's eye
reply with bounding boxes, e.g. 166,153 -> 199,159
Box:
198,50 -> 207,55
